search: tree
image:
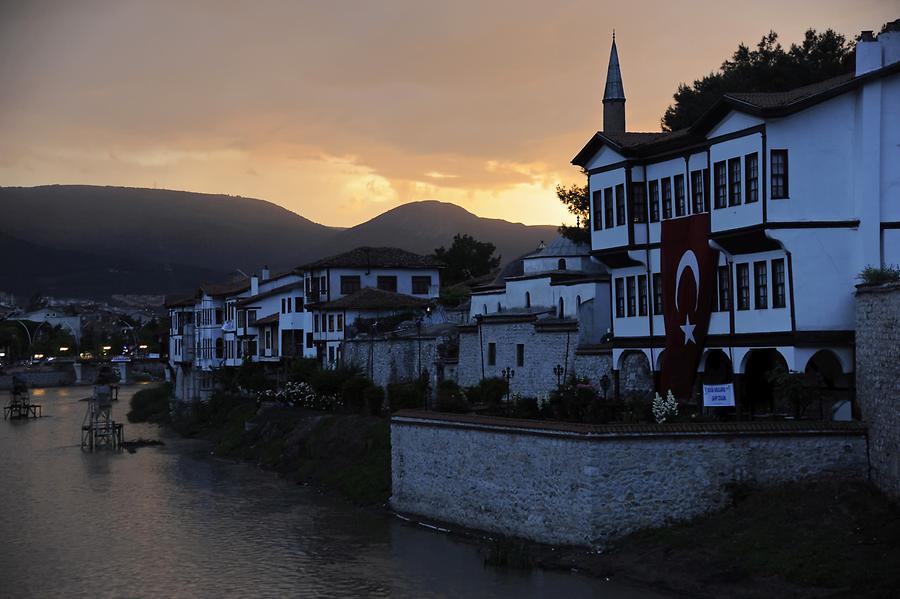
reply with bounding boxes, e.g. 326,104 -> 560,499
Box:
661,28 -> 856,131
556,182 -> 590,244
433,234 -> 501,286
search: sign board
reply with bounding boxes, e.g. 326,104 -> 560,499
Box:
703,383 -> 735,407
110,356 -> 132,363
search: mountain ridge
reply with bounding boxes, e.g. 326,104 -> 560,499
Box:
0,185 -> 559,299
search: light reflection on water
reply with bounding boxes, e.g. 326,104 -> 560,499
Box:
0,385 -> 663,598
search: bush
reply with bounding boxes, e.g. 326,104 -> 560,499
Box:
127,384 -> 172,424
309,363 -> 362,396
509,396 -> 540,419
858,264 -> 900,285
341,375 -> 384,415
436,380 -> 470,413
363,385 -> 385,415
387,380 -> 427,412
288,358 -> 320,383
465,377 -> 508,406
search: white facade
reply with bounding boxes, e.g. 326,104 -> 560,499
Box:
572,29 -> 900,407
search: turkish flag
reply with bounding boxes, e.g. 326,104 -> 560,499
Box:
659,213 -> 718,400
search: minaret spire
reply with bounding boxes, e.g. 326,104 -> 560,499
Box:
603,32 -> 626,133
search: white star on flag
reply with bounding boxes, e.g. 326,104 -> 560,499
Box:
680,315 -> 696,345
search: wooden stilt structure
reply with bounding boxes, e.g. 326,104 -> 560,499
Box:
81,383 -> 124,450
3,388 -> 42,420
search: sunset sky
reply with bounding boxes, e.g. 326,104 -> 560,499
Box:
1,1 -> 895,227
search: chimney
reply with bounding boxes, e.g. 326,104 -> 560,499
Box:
261,265 -> 270,281
603,31 -> 626,133
856,24 -> 900,76
250,275 -> 259,296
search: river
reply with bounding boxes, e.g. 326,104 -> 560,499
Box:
0,385 -> 664,598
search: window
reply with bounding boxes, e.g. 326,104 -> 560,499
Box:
592,190 -> 602,231
328,314 -> 335,332
265,329 -> 272,351
604,187 -> 614,229
287,298 -> 292,313
714,161 -> 727,208
674,174 -> 686,217
736,264 -> 750,310
295,297 -> 304,312
215,309 -> 223,324
248,310 -> 257,325
691,170 -> 705,214
377,275 -> 397,292
340,276 -> 360,295
328,346 -> 335,363
558,297 -> 564,318
314,314 -> 320,333
516,344 -> 525,367
652,273 -> 663,315
716,265 -> 731,312
661,178 -> 673,219
754,261 -> 768,309
215,338 -> 224,359
238,310 -> 246,328
615,184 -> 626,226
281,298 -> 286,313
309,277 -> 319,297
771,150 -> 789,198
306,332 -> 313,348
648,180 -> 660,222
558,258 -> 567,270
319,276 -> 327,294
412,276 -> 431,295
638,275 -> 648,316
632,182 -> 646,223
615,278 -> 625,318
525,292 -> 531,308
488,342 -> 496,366
728,157 -> 742,206
626,276 -> 636,317
772,258 -> 786,308
745,153 -> 759,203
337,314 -> 344,331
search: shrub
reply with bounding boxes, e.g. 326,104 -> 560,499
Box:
465,377 -> 508,406
436,380 -> 470,413
288,358 -> 320,383
341,375 -> 381,415
858,264 -> 900,285
363,385 -> 385,415
309,363 -> 362,396
652,390 -> 679,423
127,384 -> 172,424
546,376 -> 599,422
387,380 -> 427,412
510,396 -> 540,419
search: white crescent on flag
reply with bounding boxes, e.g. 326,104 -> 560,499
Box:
674,250 -> 700,313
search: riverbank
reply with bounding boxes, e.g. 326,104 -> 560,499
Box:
129,386 -> 899,597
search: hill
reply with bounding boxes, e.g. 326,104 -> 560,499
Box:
329,200 -> 557,263
0,185 -> 559,299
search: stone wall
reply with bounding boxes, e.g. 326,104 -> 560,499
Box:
856,282 -> 900,499
457,322 -> 613,399
342,336 -> 441,389
391,412 -> 868,546
0,370 -> 75,390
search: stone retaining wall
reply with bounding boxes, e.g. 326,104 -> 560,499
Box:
0,370 -> 74,390
856,282 -> 900,500
391,412 -> 868,546
342,336 -> 441,389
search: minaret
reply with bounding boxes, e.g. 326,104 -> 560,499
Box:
603,31 -> 626,133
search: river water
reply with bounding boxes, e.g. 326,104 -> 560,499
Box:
0,385 -> 664,598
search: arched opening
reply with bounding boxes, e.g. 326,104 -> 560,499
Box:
525,292 -> 531,308
619,350 -> 653,398
558,297 -> 564,318
497,302 -> 502,313
558,258 -> 567,271
576,295 -> 582,307
702,349 -> 733,385
804,350 -> 851,420
743,349 -> 789,417
482,304 -> 487,315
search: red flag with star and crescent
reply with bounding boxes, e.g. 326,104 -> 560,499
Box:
659,213 -> 718,400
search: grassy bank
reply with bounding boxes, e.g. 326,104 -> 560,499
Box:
157,392 -> 391,506
541,478 -> 900,599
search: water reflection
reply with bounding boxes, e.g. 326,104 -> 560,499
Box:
0,385 -> 663,598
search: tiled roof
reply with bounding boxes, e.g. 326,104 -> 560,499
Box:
237,281 -> 303,306
725,72 -> 856,108
298,246 -> 443,270
530,235 -> 591,258
164,294 -> 195,308
311,287 -> 431,311
200,277 -> 250,298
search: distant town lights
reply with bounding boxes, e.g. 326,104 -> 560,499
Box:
59,346 -> 70,352
102,345 -> 112,351
138,344 -> 148,349
0,352 -> 6,357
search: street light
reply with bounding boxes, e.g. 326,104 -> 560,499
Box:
553,363 -> 564,388
501,366 -> 515,403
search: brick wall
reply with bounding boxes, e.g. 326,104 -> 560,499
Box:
391,413 -> 869,546
855,282 -> 900,500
